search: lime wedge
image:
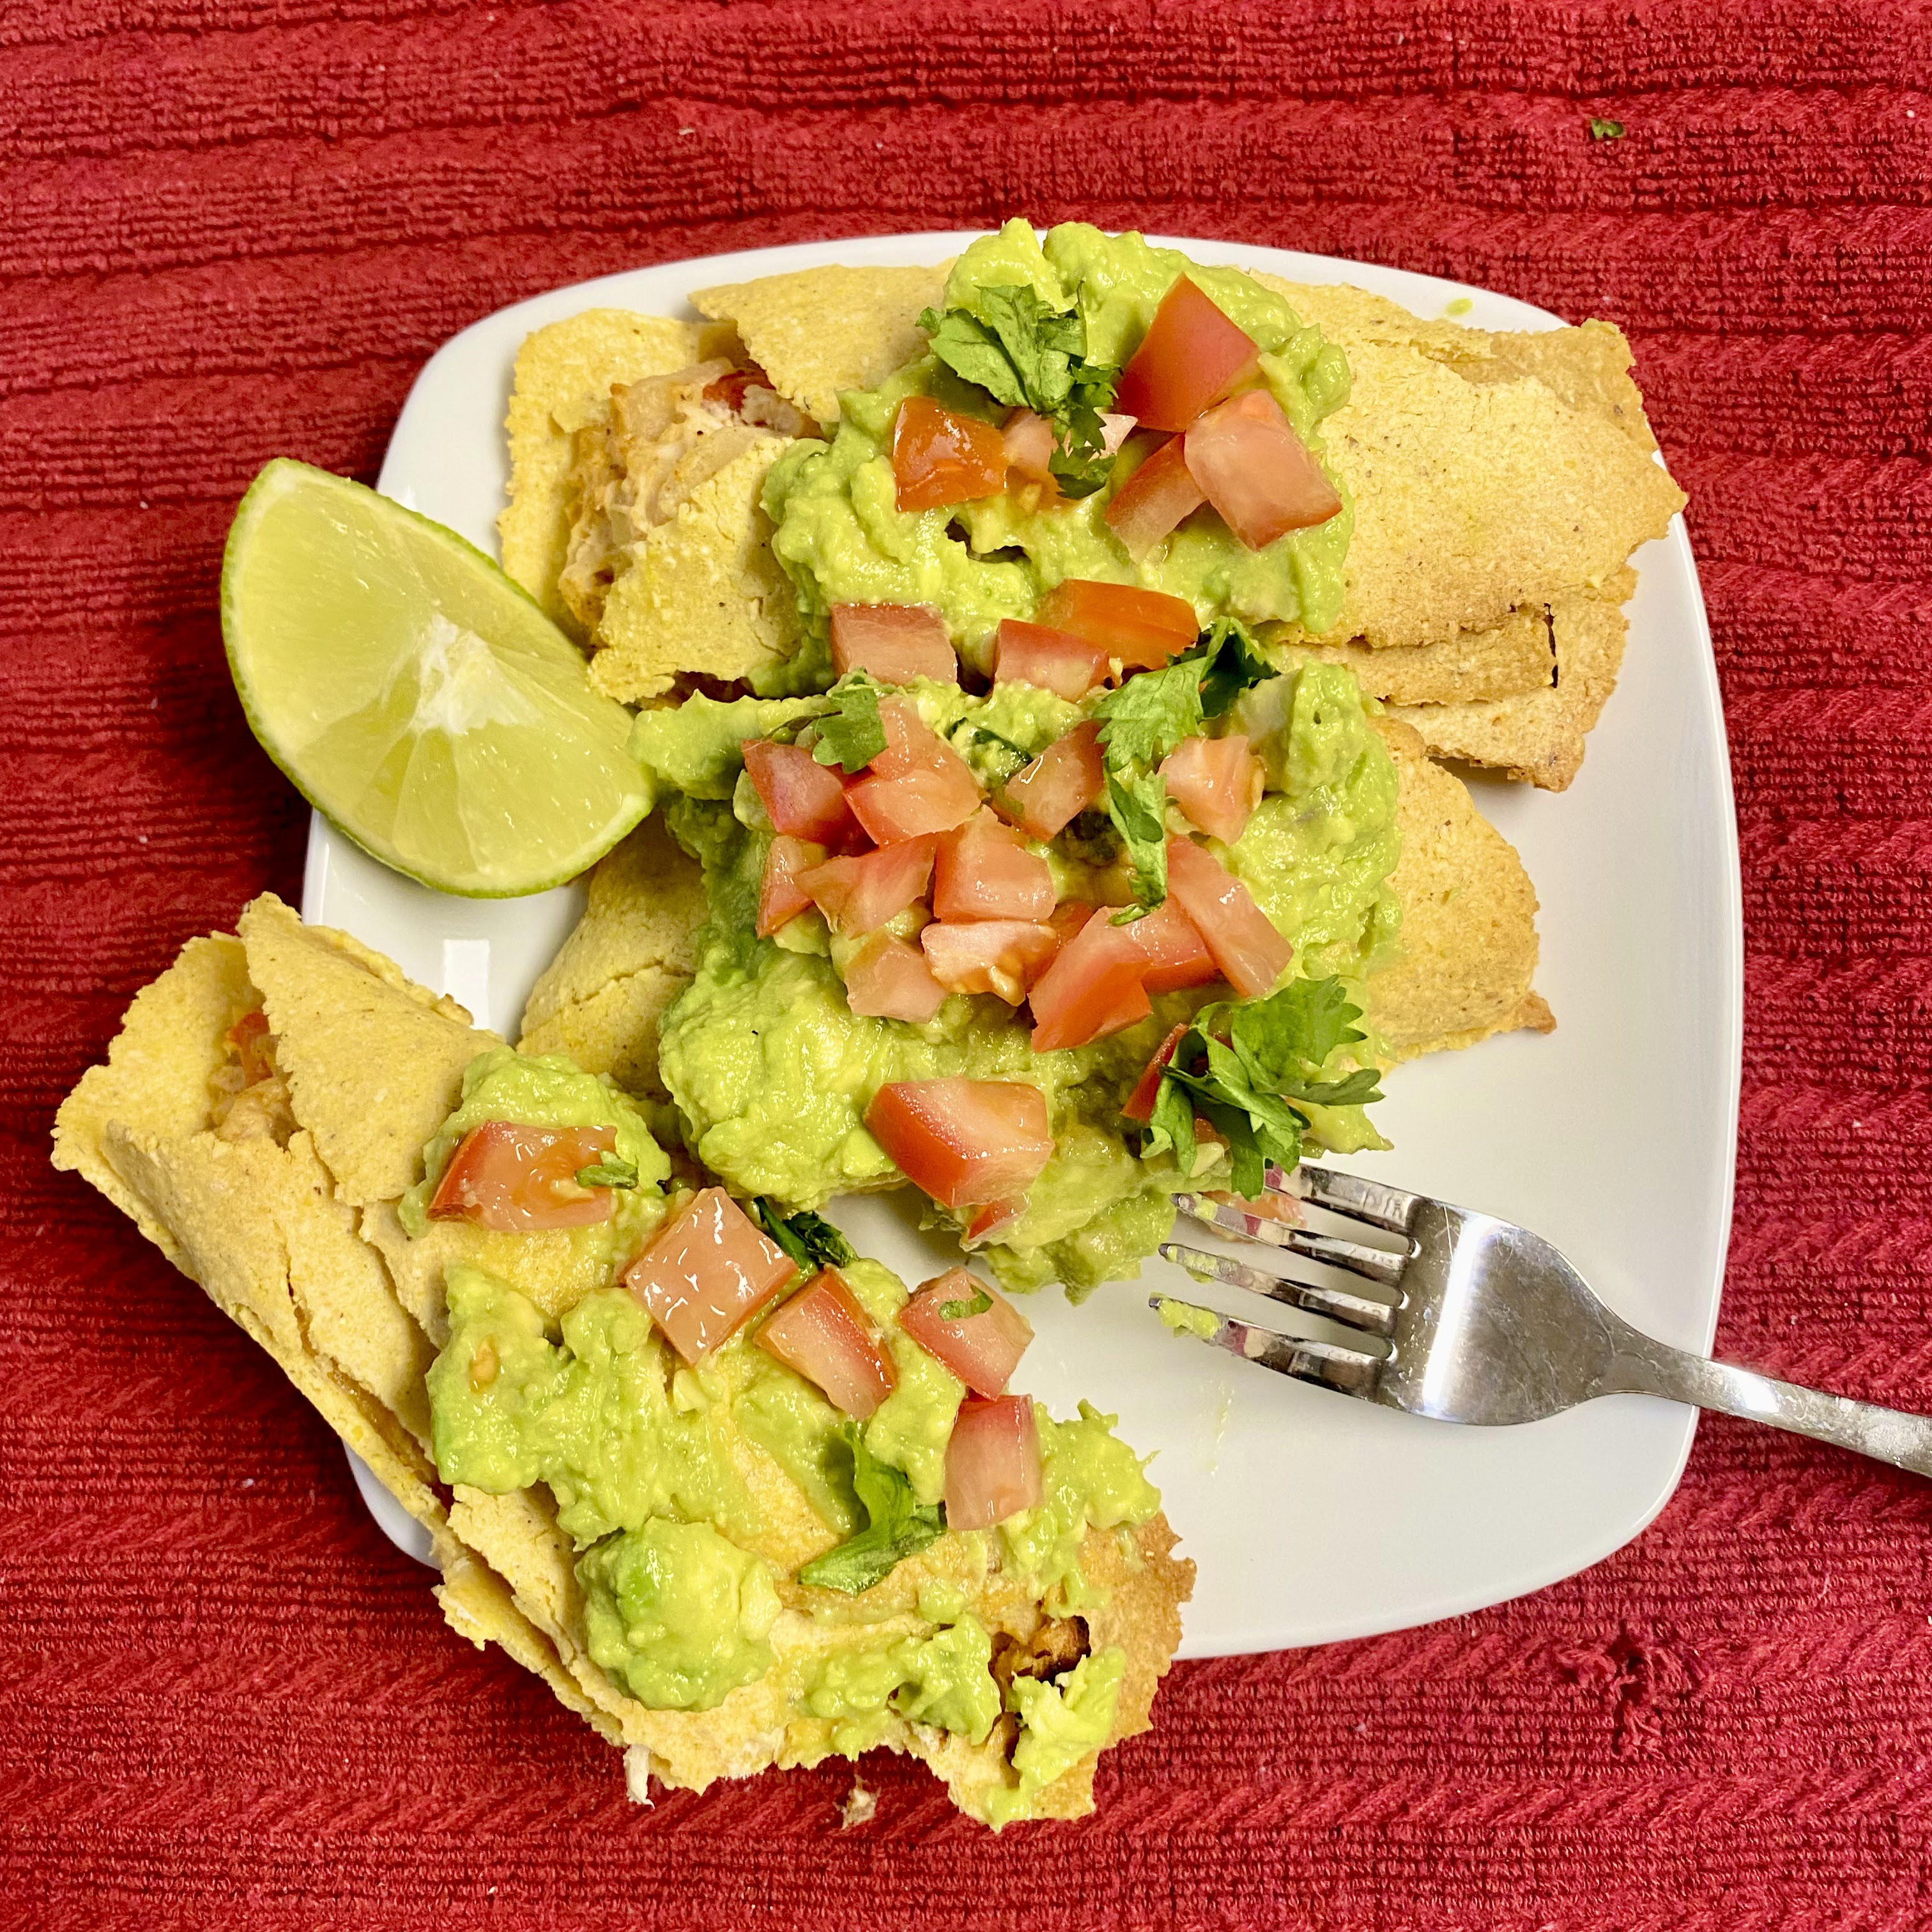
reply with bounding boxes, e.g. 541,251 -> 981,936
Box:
221,458 -> 650,896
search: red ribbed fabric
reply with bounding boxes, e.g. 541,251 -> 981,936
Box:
7,4 -> 1932,1925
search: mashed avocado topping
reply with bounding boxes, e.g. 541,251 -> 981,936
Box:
760,219 -> 1353,670
643,656 -> 1399,1294
423,1235 -> 1160,1808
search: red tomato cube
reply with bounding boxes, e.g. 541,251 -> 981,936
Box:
624,1187 -> 798,1364
933,809 -> 1056,922
797,839 -> 936,937
1122,1020 -> 1190,1123
1164,833 -> 1293,999
997,721 -> 1106,840
742,738 -> 862,847
1183,388 -> 1343,549
756,1269 -> 898,1419
993,618 -> 1110,701
758,834 -> 821,938
1103,433 -> 1206,558
828,604 -> 959,686
1027,909 -> 1153,1052
843,930 -> 949,1022
864,1078 -> 1054,1209
1161,733 -> 1265,845
900,1267 -> 1035,1395
1114,276 -> 1261,433
921,919 -> 1060,1005
944,1394 -> 1043,1530
1034,578 -> 1200,670
1122,896 -> 1220,993
428,1122 -> 621,1232
893,395 -> 1009,512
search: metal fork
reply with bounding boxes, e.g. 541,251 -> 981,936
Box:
1156,1163 -> 1932,1476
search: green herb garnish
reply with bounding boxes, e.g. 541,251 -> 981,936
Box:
810,675 -> 888,772
919,286 -> 1121,497
1588,118 -> 1625,141
754,1198 -> 857,1272
1141,977 -> 1383,1198
796,1429 -> 946,1595
575,1157 -> 639,1190
938,1284 -> 994,1320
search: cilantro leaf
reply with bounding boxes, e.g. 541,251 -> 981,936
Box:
1090,659 -> 1205,769
938,1284 -> 993,1320
1588,117 -> 1625,141
795,1429 -> 945,1595
1105,764 -> 1169,913
1137,977 -> 1383,1197
809,676 -> 887,772
918,288 -> 1121,499
576,1156 -> 639,1190
1190,618 -> 1276,719
754,1198 -> 857,1272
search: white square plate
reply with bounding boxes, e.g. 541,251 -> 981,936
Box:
310,233 -> 1742,1657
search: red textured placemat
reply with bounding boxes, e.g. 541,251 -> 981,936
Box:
7,4 -> 1932,1926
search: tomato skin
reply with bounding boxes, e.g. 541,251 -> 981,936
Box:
900,1268 -> 1034,1395
997,721 -> 1106,840
1164,833 -> 1294,999
758,834 -> 821,938
1034,578 -> 1200,670
921,919 -> 1059,1005
1103,434 -> 1206,558
944,1395 -> 1043,1530
1027,909 -> 1153,1052
797,838 -> 936,936
864,1077 -> 1054,1209
1122,1021 -> 1190,1123
1161,732 -> 1264,844
993,618 -> 1108,702
893,395 -> 1009,512
1123,895 -> 1220,993
963,1198 -> 1027,1247
742,739 -> 861,847
933,809 -> 1055,922
757,1269 -> 898,1419
624,1186 -> 799,1363
1114,276 -> 1261,432
428,1121 -> 619,1231
828,603 -> 959,686
1183,388 -> 1343,548
843,930 -> 949,1022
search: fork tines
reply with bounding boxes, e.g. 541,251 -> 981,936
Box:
1169,1193 -> 1411,1289
1157,1239 -> 1400,1338
1149,1296 -> 1384,1397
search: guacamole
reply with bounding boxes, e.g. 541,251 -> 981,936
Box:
642,658 -> 1399,1295
425,1241 -> 1163,1813
761,219 -> 1353,674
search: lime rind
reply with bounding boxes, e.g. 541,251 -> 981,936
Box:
222,459 -> 652,897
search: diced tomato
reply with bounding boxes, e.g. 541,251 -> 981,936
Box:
428,1121 -> 619,1232
758,834 -> 820,938
843,930 -> 949,1022
1027,909 -> 1153,1052
847,705 -> 981,843
998,721 -> 1106,840
1035,578 -> 1200,671
1099,412 -> 1138,455
893,395 -> 1008,513
757,1269 -> 898,1419
1050,900 -> 1096,944
1001,408 -> 1057,484
1103,434 -> 1206,558
933,809 -> 1055,922
1114,276 -> 1261,433
624,1186 -> 799,1365
864,1078 -> 1054,1209
963,1199 -> 1027,1248
1183,388 -> 1343,549
1165,834 -> 1293,999
993,618 -> 1108,702
900,1268 -> 1035,1395
1123,1021 -> 1190,1123
227,1008 -> 276,1085
798,839 -> 936,936
1161,733 -> 1264,844
944,1394 -> 1043,1530
742,738 -> 861,848
921,919 -> 1059,1004
1123,896 -> 1220,993
1209,1187 -> 1304,1225
829,603 -> 958,686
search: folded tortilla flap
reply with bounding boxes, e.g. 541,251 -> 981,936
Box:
1271,600 -> 1556,705
52,931 -> 259,1263
1369,723 -> 1553,1057
499,309 -> 710,624
1386,574 -> 1633,791
1252,273 -> 1682,652
691,262 -> 949,425
585,438 -> 801,703
236,894 -> 495,1208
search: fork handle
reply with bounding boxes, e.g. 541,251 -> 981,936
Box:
1619,1342 -> 1932,1478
